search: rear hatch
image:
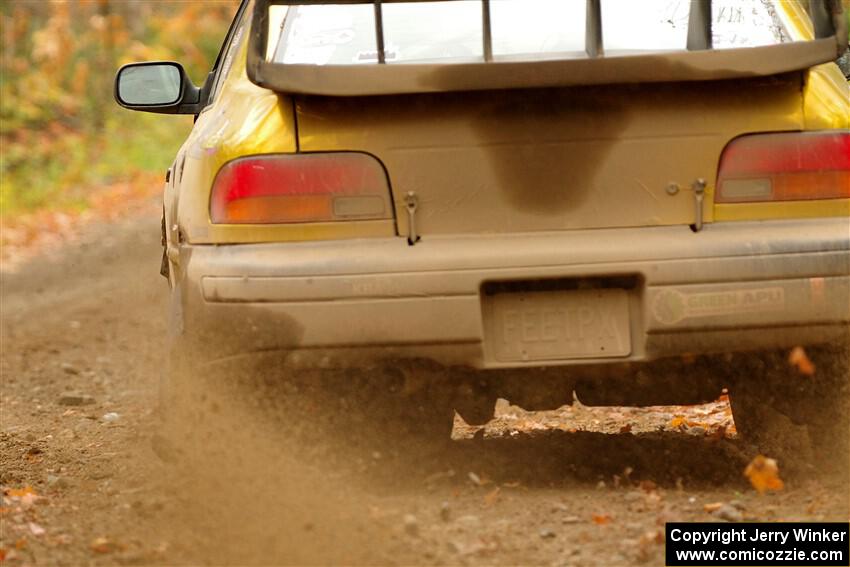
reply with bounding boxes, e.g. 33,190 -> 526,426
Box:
253,0 -> 839,235
295,76 -> 804,234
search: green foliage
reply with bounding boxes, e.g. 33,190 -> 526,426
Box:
0,1 -> 237,217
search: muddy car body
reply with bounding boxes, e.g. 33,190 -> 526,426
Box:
117,0 -> 850,443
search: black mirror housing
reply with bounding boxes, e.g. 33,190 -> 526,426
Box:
114,61 -> 202,115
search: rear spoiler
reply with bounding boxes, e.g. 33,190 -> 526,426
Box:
246,0 -> 847,97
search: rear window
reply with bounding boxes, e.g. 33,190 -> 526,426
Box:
272,0 -> 791,65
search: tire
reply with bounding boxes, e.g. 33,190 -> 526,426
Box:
729,343 -> 849,462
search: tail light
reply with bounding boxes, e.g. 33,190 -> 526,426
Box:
715,131 -> 850,203
210,153 -> 392,224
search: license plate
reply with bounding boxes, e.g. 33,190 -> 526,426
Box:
483,288 -> 631,362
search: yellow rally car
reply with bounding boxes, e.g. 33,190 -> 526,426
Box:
116,0 -> 850,448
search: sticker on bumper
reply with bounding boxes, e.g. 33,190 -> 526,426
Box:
652,287 -> 786,326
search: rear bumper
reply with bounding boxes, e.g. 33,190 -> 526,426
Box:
174,218 -> 850,369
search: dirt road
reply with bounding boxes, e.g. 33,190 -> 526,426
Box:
2,209 -> 848,566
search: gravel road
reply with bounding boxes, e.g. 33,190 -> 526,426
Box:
2,210 -> 848,566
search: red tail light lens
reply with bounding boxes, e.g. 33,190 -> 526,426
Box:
716,131 -> 850,203
210,153 -> 392,224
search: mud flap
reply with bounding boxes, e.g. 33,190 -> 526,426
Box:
160,210 -> 169,279
160,248 -> 170,279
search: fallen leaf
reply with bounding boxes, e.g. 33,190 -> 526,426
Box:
619,424 -> 632,434
483,487 -> 501,507
14,539 -> 26,550
703,502 -> 723,513
592,513 -> 612,525
639,480 -> 658,493
28,522 -> 45,536
669,416 -> 686,429
744,455 -> 784,494
90,537 -> 114,554
5,486 -> 37,498
788,346 -> 815,376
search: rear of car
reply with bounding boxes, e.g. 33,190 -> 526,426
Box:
121,0 -> 850,445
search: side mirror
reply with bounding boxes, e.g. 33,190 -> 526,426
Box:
114,62 -> 202,115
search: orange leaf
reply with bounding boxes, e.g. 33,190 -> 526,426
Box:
5,486 -> 37,498
788,346 -> 816,376
592,513 -> 612,525
703,502 -> 723,513
744,455 -> 785,494
619,424 -> 633,434
669,416 -> 686,429
91,537 -> 114,554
